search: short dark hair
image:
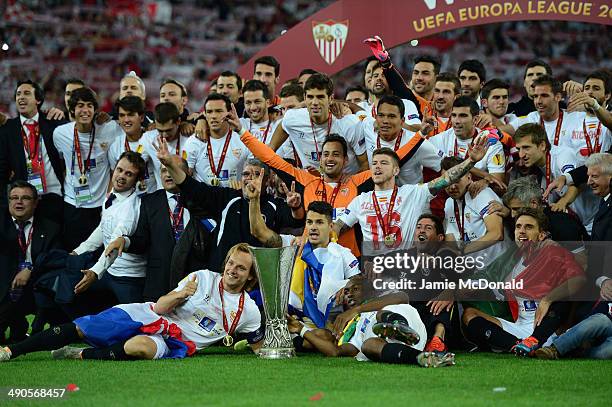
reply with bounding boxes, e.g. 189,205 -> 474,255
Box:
377,95 -> 405,118
65,78 -> 86,87
218,71 -> 243,91
514,123 -> 548,149
254,56 -> 280,77
242,79 -> 270,100
481,79 -> 510,100
322,134 -> 348,157
344,86 -> 368,100
68,87 -> 98,114
161,78 -> 188,97
307,201 -> 333,222
9,180 -> 38,201
435,72 -> 461,95
280,83 -> 304,101
117,151 -> 146,179
245,158 -> 270,179
299,68 -> 318,78
15,80 -> 45,108
417,213 -> 445,235
204,93 -> 232,112
304,73 -> 334,96
372,147 -> 400,166
523,59 -> 553,79
515,207 -> 549,232
414,55 -> 441,75
441,156 -> 463,171
154,102 -> 180,123
585,69 -> 612,95
116,96 -> 145,115
532,75 -> 562,95
452,95 -> 479,117
458,59 -> 486,83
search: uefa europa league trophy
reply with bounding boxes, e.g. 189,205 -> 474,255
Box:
250,245 -> 298,359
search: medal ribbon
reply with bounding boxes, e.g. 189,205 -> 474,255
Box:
219,279 -> 245,337
583,120 -> 602,155
371,185 -> 398,238
71,125 -> 96,177
309,112 -> 332,162
376,130 -> 403,152
250,119 -> 271,144
453,199 -> 466,242
207,128 -> 232,177
319,177 -> 343,206
540,110 -> 564,146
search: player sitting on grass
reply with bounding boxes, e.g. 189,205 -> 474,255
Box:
0,243 -> 263,361
461,208 -> 585,356
286,277 -> 455,368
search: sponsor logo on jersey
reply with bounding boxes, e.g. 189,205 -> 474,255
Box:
198,316 -> 216,332
492,153 -> 505,166
523,300 -> 538,311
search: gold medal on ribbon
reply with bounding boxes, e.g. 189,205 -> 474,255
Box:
223,335 -> 234,347
383,234 -> 396,248
79,174 -> 88,186
211,177 -> 220,186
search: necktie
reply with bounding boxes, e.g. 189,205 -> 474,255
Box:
105,193 -> 117,209
16,220 -> 30,262
171,194 -> 184,241
25,121 -> 38,154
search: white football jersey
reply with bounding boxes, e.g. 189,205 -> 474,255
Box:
509,110 -> 585,149
108,132 -> 157,194
140,130 -> 191,190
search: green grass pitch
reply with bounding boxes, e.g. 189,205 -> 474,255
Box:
1,348 -> 610,406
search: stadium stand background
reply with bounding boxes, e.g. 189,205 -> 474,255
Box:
1,0 -> 610,115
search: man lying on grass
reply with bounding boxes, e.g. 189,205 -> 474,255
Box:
0,243 -> 263,361
287,277 -> 456,368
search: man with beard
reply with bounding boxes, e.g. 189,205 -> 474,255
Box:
457,60 -> 486,105
419,73 -> 461,139
0,243 -> 264,361
462,208 -> 585,356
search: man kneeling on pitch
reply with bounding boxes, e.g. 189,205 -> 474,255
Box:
287,278 -> 455,368
0,243 -> 263,361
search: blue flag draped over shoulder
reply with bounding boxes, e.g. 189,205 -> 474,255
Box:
301,242 -> 334,328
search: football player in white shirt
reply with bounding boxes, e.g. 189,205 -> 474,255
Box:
512,123 -> 579,212
334,134 -> 491,254
279,83 -> 306,115
72,152 -> 147,304
441,156 -> 506,266
269,73 -> 369,174
428,96 -> 506,185
458,60 -> 486,105
108,96 -> 156,194
557,71 -> 612,233
184,94 -> 248,186
0,243 -> 263,361
240,80 -> 293,159
359,63 -> 422,129
53,87 -> 123,251
345,86 -> 369,105
352,95 -> 442,185
480,79 -> 517,125
140,103 -> 190,189
506,75 -> 584,149
253,55 -> 281,102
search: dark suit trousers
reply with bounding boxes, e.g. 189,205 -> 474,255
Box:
62,202 -> 101,251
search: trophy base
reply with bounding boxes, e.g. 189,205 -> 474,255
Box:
258,347 -> 296,359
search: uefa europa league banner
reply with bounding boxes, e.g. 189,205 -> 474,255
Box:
238,0 -> 611,83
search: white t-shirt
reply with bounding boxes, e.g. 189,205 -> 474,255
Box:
444,187 -> 507,266
339,184 -> 433,254
108,132 -> 157,194
509,110 -> 585,149
140,130 -> 191,190
353,118 -> 442,185
240,117 -> 294,159
428,127 -> 506,174
53,120 -> 122,208
184,131 -> 249,187
166,270 -> 262,350
281,108 -> 366,174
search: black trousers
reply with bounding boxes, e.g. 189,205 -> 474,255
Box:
35,192 -> 63,227
412,301 -> 453,338
62,202 -> 101,251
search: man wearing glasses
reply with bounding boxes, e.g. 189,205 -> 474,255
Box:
0,181 -> 61,343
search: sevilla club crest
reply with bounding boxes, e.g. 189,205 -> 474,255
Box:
312,19 -> 349,65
